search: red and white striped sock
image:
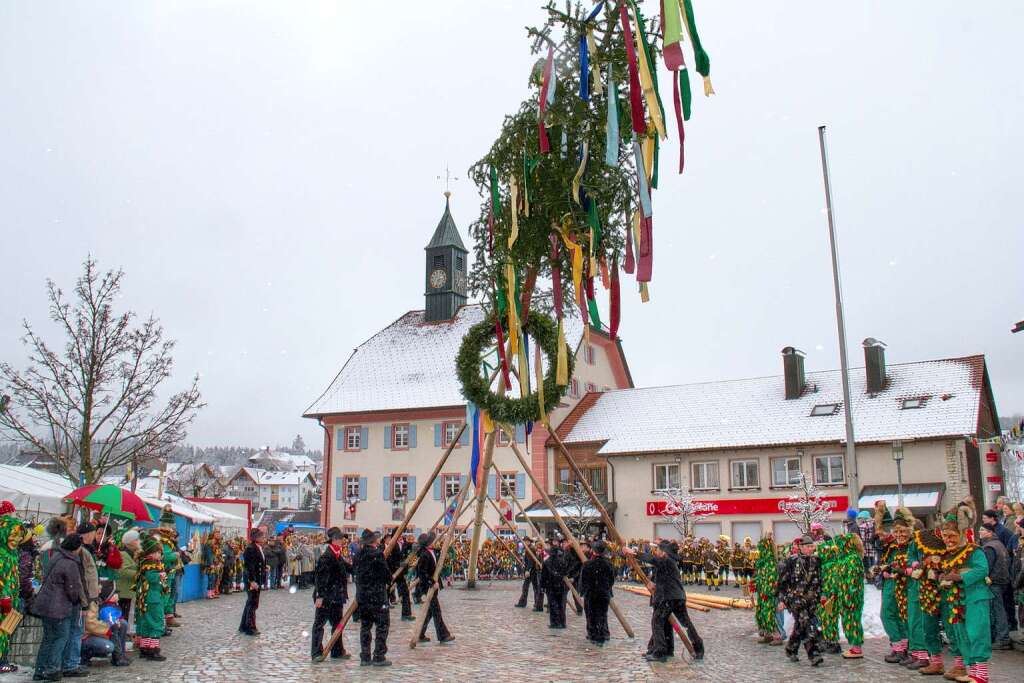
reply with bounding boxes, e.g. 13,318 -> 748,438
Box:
929,653 -> 943,667
892,640 -> 907,653
912,650 -> 928,661
968,662 -> 989,683
954,656 -> 964,669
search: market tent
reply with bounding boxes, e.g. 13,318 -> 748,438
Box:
0,465 -> 74,518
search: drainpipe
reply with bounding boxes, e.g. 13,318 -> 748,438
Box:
607,457 -> 616,506
318,418 -> 331,528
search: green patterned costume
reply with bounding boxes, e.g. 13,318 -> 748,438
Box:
879,537 -> 909,645
0,516 -> 30,662
938,544 -> 991,666
133,556 -> 169,638
753,537 -> 779,636
817,534 -> 864,646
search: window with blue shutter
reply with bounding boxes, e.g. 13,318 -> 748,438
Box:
433,424 -> 442,447
515,473 -> 526,499
460,474 -> 468,491
359,477 -> 367,501
459,424 -> 470,447
409,425 -> 418,448
408,476 -> 417,498
335,429 -> 345,451
360,426 -> 369,449
433,478 -> 442,500
514,424 -> 526,443
383,425 -> 392,450
335,477 -> 343,501
487,474 -> 497,499
383,477 -> 391,501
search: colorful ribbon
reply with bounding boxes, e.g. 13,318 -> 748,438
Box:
571,141 -> 589,205
682,0 -> 714,95
662,0 -> 685,70
618,2 -> 646,135
605,63 -> 619,167
508,175 -> 519,248
505,264 -> 519,355
673,73 -> 686,173
469,403 -> 481,487
609,256 -> 621,338
632,137 -> 652,218
538,46 -> 554,154
630,2 -> 666,140
495,317 -> 512,389
624,208 -> 636,274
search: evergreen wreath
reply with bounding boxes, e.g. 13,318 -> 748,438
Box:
457,311 -> 573,425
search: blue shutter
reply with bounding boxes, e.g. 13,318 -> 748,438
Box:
335,428 -> 344,451
335,477 -> 343,501
487,474 -> 497,499
516,473 -> 526,499
360,426 -> 369,449
408,476 -> 417,499
459,424 -> 470,447
383,425 -> 392,450
433,478 -> 442,501
514,424 -> 526,443
410,425 -> 417,448
434,424 -> 442,447
460,474 -> 468,490
359,477 -> 367,501
383,477 -> 391,501
485,527 -> 494,540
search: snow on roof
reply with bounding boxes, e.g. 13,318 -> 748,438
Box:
562,355 -> 987,455
0,465 -> 75,515
304,304 -> 584,416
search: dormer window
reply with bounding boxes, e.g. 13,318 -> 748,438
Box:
901,397 -> 927,410
810,403 -> 840,417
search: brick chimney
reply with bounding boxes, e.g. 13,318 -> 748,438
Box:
863,338 -> 887,394
781,347 -> 806,399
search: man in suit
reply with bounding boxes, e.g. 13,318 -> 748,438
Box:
386,532 -> 415,622
542,539 -> 569,628
515,538 -> 544,611
563,537 -> 586,615
353,529 -> 391,667
239,528 -> 267,636
311,527 -> 352,662
414,532 -> 454,644
581,540 -> 616,645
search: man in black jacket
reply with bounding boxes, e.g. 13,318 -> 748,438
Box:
515,538 -> 544,611
541,540 -> 568,628
624,540 -> 704,662
311,527 -> 352,662
415,532 -> 454,644
353,529 -> 391,667
386,532 -> 415,622
239,529 -> 267,636
581,540 -> 615,644
979,524 -> 1012,649
777,534 -> 823,666
562,538 -> 586,615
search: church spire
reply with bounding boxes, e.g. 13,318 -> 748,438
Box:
424,193 -> 468,322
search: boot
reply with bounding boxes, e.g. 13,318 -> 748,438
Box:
769,636 -> 785,646
757,635 -> 773,644
884,650 -> 904,663
942,666 -> 967,681
147,649 -> 167,662
842,646 -> 863,659
919,661 -> 946,676
824,641 -> 841,654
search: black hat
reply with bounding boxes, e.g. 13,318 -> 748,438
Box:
76,522 -> 96,535
99,579 -> 116,602
326,527 -> 344,541
794,534 -> 814,545
591,541 -> 607,555
61,533 -> 83,552
360,528 -> 380,544
417,532 -> 436,547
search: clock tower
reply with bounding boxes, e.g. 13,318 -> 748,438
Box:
424,192 -> 468,322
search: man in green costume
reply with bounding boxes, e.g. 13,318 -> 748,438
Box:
936,521 -> 992,683
133,534 -> 169,661
753,533 -> 781,644
155,506 -> 181,630
0,508 -> 31,673
874,512 -> 911,664
817,532 -> 865,658
906,527 -> 947,673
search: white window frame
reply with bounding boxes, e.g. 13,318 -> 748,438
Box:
570,379 -> 579,398
392,424 -> 410,449
500,473 -> 517,497
730,459 -> 759,489
810,403 -> 839,417
653,463 -> 681,492
771,456 -> 802,488
443,421 -> 461,447
392,474 -> 409,500
497,528 -> 517,540
585,344 -> 596,364
443,474 -> 461,499
690,461 -> 720,491
345,426 -> 362,450
344,476 -> 360,499
814,454 -> 845,485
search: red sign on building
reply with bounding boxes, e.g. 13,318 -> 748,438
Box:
646,495 -> 849,517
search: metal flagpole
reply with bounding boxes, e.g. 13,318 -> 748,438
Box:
818,125 -> 859,511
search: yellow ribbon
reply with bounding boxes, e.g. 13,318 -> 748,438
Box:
505,263 -> 519,355
555,319 -> 568,387
481,410 -> 495,434
518,341 -> 529,399
571,141 -> 589,205
559,220 -> 584,311
587,29 -> 602,98
640,281 -> 650,302
508,175 -> 519,248
535,337 -> 548,425
642,126 -> 655,182
632,11 -> 666,140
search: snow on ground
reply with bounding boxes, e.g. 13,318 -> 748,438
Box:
782,584 -> 887,640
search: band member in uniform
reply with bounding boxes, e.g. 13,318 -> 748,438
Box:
541,539 -> 568,629
414,532 -> 454,644
580,540 -> 615,645
239,529 -> 267,636
386,531 -> 415,622
777,534 -> 823,666
311,527 -> 352,662
515,538 -> 544,611
353,529 -> 392,667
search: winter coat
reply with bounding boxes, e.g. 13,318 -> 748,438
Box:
84,601 -> 111,638
541,549 -> 568,594
580,556 -> 615,600
635,552 -> 686,604
353,545 -> 389,608
81,547 -> 100,602
313,544 -> 350,604
18,542 -> 37,608
117,548 -> 138,600
415,545 -> 443,592
981,537 -> 1010,585
32,548 -> 84,620
243,544 -> 267,586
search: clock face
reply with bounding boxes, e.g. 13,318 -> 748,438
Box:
453,271 -> 467,293
429,268 -> 447,289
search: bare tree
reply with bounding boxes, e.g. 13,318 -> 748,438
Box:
0,258 -> 204,484
656,487 -> 713,538
555,482 -> 594,539
777,472 -> 835,534
166,462 -> 224,499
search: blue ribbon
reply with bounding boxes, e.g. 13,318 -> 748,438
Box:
605,63 -> 619,167
469,403 -> 481,488
632,136 -> 652,217
579,33 -> 589,101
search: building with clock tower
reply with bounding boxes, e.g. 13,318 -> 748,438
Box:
424,191 -> 468,323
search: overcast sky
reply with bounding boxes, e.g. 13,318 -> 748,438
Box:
2,1 -> 1021,452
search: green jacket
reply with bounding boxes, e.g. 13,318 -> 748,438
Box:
117,549 -> 138,598
958,547 -> 992,604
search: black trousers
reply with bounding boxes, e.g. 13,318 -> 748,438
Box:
311,600 -> 347,658
117,597 -> 133,626
358,603 -> 389,663
421,592 -> 451,639
584,595 -> 610,642
784,603 -> 821,658
239,588 -> 260,633
395,576 -> 412,618
546,590 -> 567,627
650,599 -> 704,657
517,571 -> 541,607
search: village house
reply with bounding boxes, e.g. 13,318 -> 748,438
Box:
225,466 -> 317,511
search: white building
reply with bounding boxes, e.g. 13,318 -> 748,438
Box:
225,466 -> 317,511
247,449 -> 318,473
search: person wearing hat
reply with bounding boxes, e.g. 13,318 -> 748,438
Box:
622,539 -> 704,662
701,537 -> 720,592
935,519 -> 992,683
541,538 -> 569,629
310,527 -> 352,662
116,530 -> 141,625
580,540 -> 615,645
713,535 -> 731,591
82,578 -> 130,667
353,529 -> 392,666
817,528 -> 866,659
133,534 -> 168,661
385,530 -> 414,622
515,538 -> 545,612
414,531 -> 454,644
753,532 -> 784,645
239,528 -> 267,636
873,510 -> 911,665
776,534 -> 823,666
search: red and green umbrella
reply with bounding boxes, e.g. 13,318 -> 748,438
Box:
64,484 -> 154,523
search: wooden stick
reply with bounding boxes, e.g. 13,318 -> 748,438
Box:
466,429 -> 497,587
505,437 -> 634,638
316,423 -> 466,661
546,429 -> 695,657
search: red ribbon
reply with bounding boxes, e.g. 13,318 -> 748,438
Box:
539,46 -> 554,154
637,212 -> 653,283
609,257 -> 621,339
673,72 -> 686,174
624,217 -> 636,274
550,235 -> 563,320
619,3 -> 646,135
495,318 -> 512,389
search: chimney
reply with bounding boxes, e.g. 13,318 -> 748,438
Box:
863,338 -> 887,394
781,347 -> 806,399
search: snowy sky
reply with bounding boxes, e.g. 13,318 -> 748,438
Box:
1,1 -> 1022,451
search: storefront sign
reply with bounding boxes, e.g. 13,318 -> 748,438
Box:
646,495 -> 849,517
985,452 -> 999,463
986,475 -> 1003,483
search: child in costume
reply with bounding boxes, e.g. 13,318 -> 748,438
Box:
133,535 -> 169,661
873,510 -> 911,664
936,520 -> 992,683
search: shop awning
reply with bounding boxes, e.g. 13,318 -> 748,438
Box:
858,483 -> 946,516
516,502 -> 616,522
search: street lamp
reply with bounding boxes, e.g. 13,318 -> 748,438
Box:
891,440 -> 905,507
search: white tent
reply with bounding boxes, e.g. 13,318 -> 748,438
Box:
0,465 -> 75,518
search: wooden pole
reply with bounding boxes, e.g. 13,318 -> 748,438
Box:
505,438 -> 634,638
547,430 -> 695,658
466,429 -> 497,588
316,423 -> 466,661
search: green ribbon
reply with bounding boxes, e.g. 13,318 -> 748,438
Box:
682,0 -> 711,77
680,69 -> 693,120
489,166 -> 500,214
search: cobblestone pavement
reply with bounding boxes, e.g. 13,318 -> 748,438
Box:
10,582 -> 1018,682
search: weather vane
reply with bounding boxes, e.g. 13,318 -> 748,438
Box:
437,163 -> 459,198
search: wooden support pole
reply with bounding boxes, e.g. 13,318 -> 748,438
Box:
505,437 -> 634,638
548,430 -> 695,658
316,423 -> 466,662
466,429 -> 497,588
